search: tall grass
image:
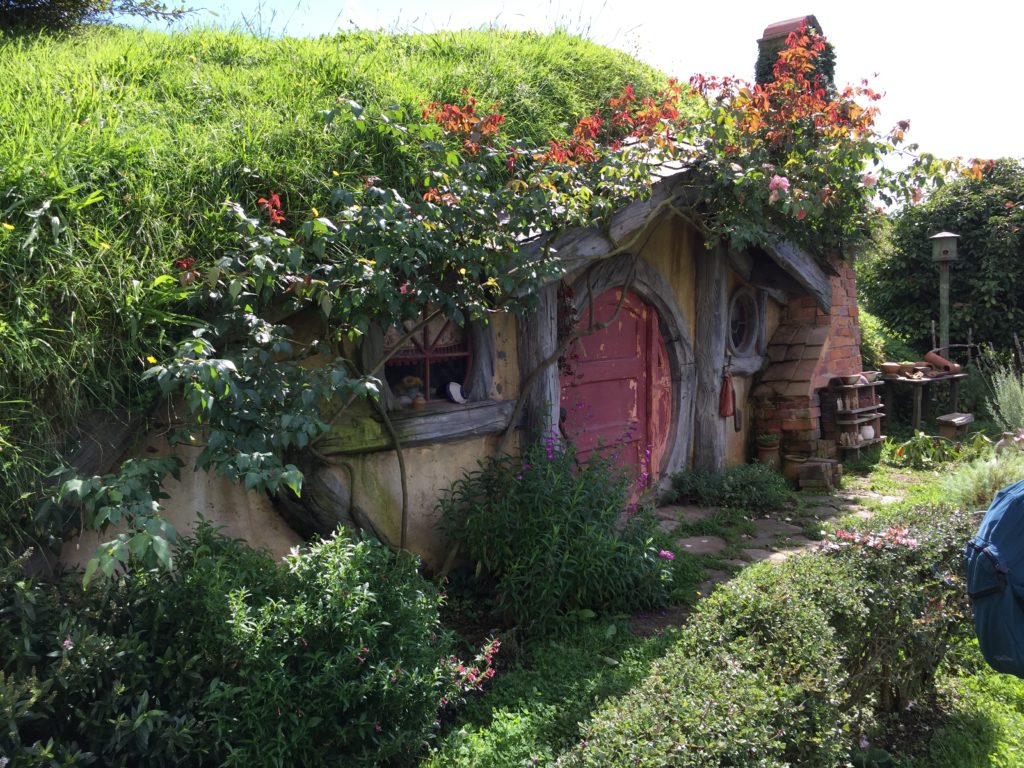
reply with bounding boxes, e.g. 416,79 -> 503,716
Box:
0,25 -> 668,547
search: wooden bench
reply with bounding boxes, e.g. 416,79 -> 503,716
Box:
936,412 -> 974,440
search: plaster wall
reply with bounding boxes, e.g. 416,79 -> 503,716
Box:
60,436 -> 304,569
639,217 -> 697,343
325,435 -> 502,570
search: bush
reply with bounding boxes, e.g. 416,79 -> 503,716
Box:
557,503 -> 975,766
882,430 -> 992,470
941,452 -> 1024,511
665,462 -> 793,512
987,361 -> 1024,432
859,307 -> 917,371
1,526 -> 469,767
859,159 -> 1024,353
560,557 -> 857,767
439,440 -> 673,638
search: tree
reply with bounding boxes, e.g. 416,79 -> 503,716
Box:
0,0 -> 186,31
859,159 -> 1024,353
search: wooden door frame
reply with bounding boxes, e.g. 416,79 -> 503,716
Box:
562,255 -> 695,481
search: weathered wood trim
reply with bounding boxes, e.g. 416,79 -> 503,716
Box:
568,254 -> 696,478
464,322 -> 496,402
316,399 -> 515,455
694,239 -> 728,472
515,170 -> 696,275
763,239 -> 832,312
516,282 -> 561,445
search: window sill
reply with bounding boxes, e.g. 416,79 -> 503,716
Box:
317,399 -> 515,456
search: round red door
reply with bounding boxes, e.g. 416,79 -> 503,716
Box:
559,287 -> 672,485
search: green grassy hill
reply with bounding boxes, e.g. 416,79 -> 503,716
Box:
0,25 -> 667,548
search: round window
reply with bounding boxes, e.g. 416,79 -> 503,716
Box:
728,289 -> 758,355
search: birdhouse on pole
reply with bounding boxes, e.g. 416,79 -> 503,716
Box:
930,231 -> 959,355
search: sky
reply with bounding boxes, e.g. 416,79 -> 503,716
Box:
152,0 -> 1022,162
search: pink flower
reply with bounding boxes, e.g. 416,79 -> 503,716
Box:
768,175 -> 790,193
795,208 -> 807,221
911,187 -> 924,204
861,173 -> 878,187
658,550 -> 675,561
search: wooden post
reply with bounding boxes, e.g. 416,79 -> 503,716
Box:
694,240 -> 728,472
517,283 -> 561,447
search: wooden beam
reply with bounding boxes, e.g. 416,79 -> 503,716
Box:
515,169 -> 694,275
763,239 -> 833,312
316,400 -> 516,455
694,239 -> 728,472
516,282 -> 561,446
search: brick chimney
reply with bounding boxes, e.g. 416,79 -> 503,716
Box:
755,14 -> 826,85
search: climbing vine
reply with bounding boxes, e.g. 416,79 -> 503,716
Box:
53,23 -> 951,581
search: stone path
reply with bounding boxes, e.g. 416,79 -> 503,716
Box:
631,477 -> 904,635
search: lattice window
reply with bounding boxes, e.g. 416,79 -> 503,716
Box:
383,313 -> 471,404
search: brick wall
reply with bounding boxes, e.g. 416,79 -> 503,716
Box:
751,255 -> 862,457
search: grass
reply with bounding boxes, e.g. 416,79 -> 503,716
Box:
911,643 -> 1024,768
423,621 -> 677,768
0,24 -> 668,546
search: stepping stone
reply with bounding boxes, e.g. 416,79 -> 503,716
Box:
801,495 -> 841,508
658,518 -> 678,534
806,505 -> 843,518
751,519 -> 804,537
781,535 -> 816,550
658,504 -> 719,524
741,548 -> 790,563
722,559 -> 748,569
675,535 -> 728,556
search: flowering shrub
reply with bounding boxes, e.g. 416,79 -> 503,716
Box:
557,503 -> 975,766
0,526 -> 488,767
438,439 -> 672,638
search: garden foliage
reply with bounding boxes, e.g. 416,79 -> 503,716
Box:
859,158 -> 1024,353
0,0 -> 185,30
858,307 -> 917,371
0,526 -> 485,766
557,503 -> 975,766
439,440 -> 672,637
664,462 -> 793,512
987,361 -> 1024,433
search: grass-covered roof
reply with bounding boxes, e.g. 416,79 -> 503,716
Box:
0,25 -> 667,544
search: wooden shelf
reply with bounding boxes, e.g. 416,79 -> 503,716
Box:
838,437 -> 886,451
837,413 -> 886,426
836,404 -> 884,415
834,381 -> 884,390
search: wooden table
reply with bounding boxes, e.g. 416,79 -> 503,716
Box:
882,373 -> 968,432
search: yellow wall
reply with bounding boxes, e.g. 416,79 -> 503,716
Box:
639,217 -> 696,342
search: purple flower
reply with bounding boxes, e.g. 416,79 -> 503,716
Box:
657,550 -> 675,561
62,636 -> 74,651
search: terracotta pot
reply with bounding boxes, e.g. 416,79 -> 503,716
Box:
880,362 -> 901,376
782,454 -> 807,483
756,443 -> 781,470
